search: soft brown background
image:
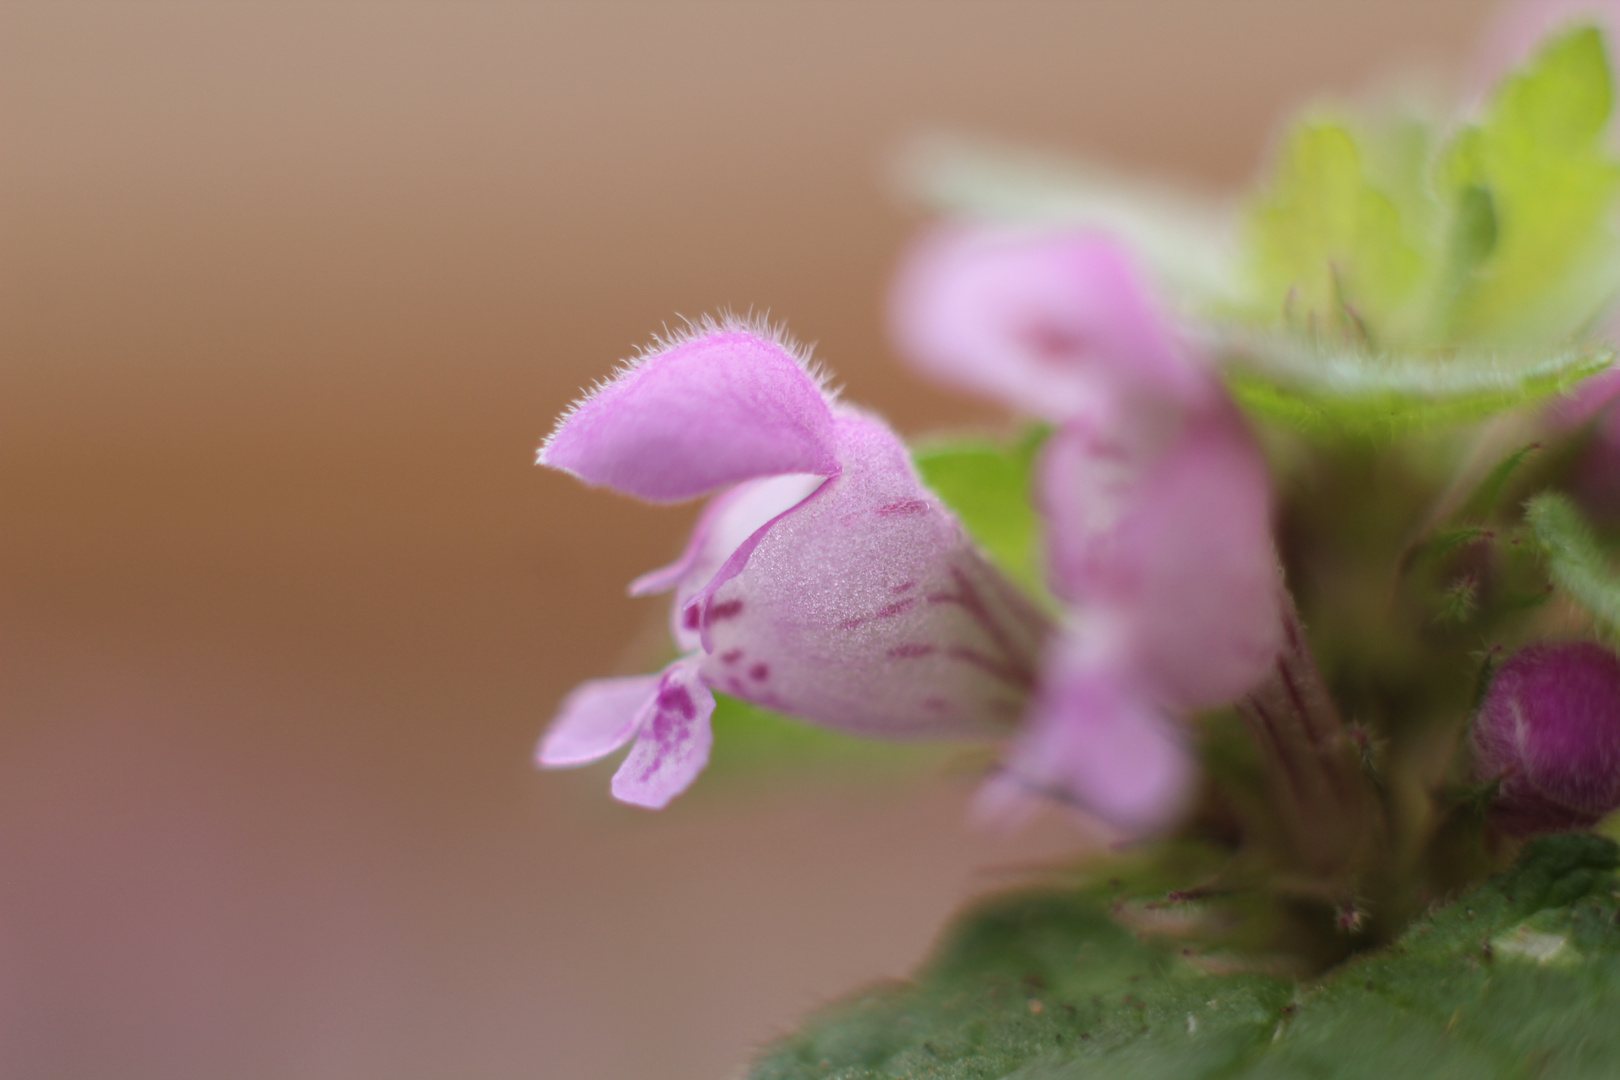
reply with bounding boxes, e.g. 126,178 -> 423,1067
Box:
4,2 -> 1500,1078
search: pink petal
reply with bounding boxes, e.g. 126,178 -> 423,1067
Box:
691,408 -> 1050,739
610,658 -> 716,809
539,321 -> 841,503
537,675 -> 662,767
889,226 -> 1212,421
983,626 -> 1193,833
1041,400 -> 1281,710
630,473 -> 828,651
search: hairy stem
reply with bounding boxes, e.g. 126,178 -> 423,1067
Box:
1236,593 -> 1384,898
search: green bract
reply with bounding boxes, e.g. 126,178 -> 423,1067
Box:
1243,119 -> 1429,343
1440,27 -> 1620,345
1528,492 -> 1620,637
1228,26 -> 1620,435
1221,334 -> 1613,437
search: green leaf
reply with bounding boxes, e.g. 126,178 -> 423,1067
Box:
1221,332 -> 1613,437
703,692 -> 950,782
1243,119 -> 1430,343
913,426 -> 1051,599
1440,26 -> 1620,343
1527,491 -> 1620,634
748,835 -> 1620,1080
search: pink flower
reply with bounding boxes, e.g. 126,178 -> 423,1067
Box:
891,227 -> 1283,831
889,226 -> 1209,423
537,320 -> 1049,808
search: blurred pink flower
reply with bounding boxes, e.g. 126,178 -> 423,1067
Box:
892,227 -> 1282,831
538,320 -> 1049,808
889,226 -> 1210,423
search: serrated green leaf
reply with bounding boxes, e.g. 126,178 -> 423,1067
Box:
913,427 -> 1051,599
1440,26 -> 1620,343
748,835 -> 1620,1080
1526,491 -> 1620,634
1243,120 -> 1430,343
1221,332 -> 1613,437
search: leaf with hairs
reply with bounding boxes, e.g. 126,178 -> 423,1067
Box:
1220,332 -> 1612,437
749,835 -> 1620,1080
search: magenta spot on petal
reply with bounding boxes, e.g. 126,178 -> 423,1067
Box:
891,580 -> 917,594
1016,319 -> 1090,363
887,644 -> 936,659
748,662 -> 770,681
720,649 -> 744,665
706,599 -> 744,623
657,684 -> 696,720
649,708 -> 684,747
874,598 -> 918,620
682,605 -> 702,631
875,499 -> 930,516
726,676 -> 747,694
924,696 -> 949,712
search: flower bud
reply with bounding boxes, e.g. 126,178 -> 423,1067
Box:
1472,641 -> 1620,836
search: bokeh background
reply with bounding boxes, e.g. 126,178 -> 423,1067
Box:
4,2 -> 1504,1077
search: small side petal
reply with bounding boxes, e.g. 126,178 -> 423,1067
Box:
610,658 -> 717,809
537,675 -> 661,767
986,628 -> 1193,834
889,226 -> 1211,421
540,323 -> 841,503
694,408 -> 1050,739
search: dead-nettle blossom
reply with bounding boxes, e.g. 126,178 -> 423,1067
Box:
536,319 -> 1049,809
892,226 -> 1284,831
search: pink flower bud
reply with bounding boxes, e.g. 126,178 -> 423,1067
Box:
1472,641 -> 1620,836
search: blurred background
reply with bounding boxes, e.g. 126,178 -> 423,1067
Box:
3,2 -> 1502,1077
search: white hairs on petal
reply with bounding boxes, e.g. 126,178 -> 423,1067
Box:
537,309 -> 840,466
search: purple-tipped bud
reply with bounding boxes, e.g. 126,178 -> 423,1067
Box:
1472,641 -> 1620,836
